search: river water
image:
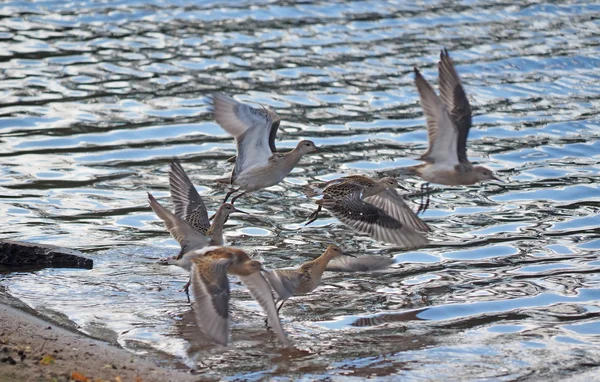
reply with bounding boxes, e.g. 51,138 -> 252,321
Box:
1,0 -> 600,380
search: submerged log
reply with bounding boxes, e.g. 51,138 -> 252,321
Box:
0,240 -> 93,270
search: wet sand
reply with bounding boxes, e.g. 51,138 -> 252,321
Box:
0,303 -> 198,382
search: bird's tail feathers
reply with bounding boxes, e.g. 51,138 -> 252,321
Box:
376,166 -> 419,178
304,183 -> 326,198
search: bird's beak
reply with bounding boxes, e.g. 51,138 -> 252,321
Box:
208,213 -> 215,221
342,252 -> 356,258
260,266 -> 269,272
492,175 -> 504,183
397,184 -> 409,192
234,208 -> 248,215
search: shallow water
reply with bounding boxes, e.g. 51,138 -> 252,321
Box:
1,0 -> 600,379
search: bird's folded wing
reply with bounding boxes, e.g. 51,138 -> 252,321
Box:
148,193 -> 210,255
169,159 -> 210,233
238,272 -> 293,349
364,189 -> 430,233
438,49 -> 472,164
326,256 -> 394,272
414,68 -> 459,166
320,192 -> 428,249
262,269 -> 302,300
190,257 -> 232,346
211,93 -> 276,178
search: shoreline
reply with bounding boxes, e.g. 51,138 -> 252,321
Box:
0,300 -> 198,382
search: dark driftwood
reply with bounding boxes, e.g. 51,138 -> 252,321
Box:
0,240 -> 93,270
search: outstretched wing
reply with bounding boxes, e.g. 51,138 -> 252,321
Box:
190,257 -> 232,346
262,269 -> 302,300
363,189 -> 430,233
414,67 -> 459,166
238,272 -> 293,349
148,193 -> 210,257
224,109 -> 281,164
438,49 -> 472,163
211,94 -> 280,181
169,159 -> 210,233
326,256 -> 394,272
319,191 -> 428,249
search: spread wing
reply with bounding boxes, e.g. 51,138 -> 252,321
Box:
438,49 -> 472,163
169,159 -> 210,233
262,269 -> 302,300
363,189 -> 430,233
305,175 -> 374,198
190,257 -> 232,346
414,67 -> 459,166
238,272 -> 293,349
223,110 -> 281,164
319,191 -> 428,249
148,193 -> 210,256
326,256 -> 394,272
211,94 -> 279,181
266,109 -> 281,154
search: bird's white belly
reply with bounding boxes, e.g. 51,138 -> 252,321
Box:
233,165 -> 286,191
419,163 -> 460,185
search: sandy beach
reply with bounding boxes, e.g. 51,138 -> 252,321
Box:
0,302 -> 198,382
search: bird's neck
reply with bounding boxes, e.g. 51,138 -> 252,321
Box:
280,148 -> 305,173
306,252 -> 335,277
362,184 -> 385,198
207,213 -> 226,246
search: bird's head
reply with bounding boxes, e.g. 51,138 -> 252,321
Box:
296,140 -> 318,154
473,166 -> 501,182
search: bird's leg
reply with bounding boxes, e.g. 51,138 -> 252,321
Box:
416,183 -> 431,215
223,189 -> 238,203
416,184 -> 425,215
230,191 -> 246,204
423,183 -> 431,213
179,278 -> 191,303
276,300 -> 285,314
416,183 -> 429,215
265,300 -> 285,330
304,205 -> 322,226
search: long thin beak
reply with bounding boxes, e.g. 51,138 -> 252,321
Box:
234,208 -> 248,214
397,184 -> 409,192
342,252 -> 356,258
492,175 -> 504,183
208,213 -> 215,221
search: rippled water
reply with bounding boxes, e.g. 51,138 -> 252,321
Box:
1,0 -> 600,379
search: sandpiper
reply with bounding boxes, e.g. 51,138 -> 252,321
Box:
148,192 -> 245,259
149,192 -> 246,301
178,246 -> 292,348
304,175 -> 429,248
211,93 -> 318,204
169,158 -> 211,236
380,49 -> 500,213
263,245 -> 393,316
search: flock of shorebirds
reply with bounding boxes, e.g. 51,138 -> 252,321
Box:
147,49 -> 501,349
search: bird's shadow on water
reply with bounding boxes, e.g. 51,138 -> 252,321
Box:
172,308 -> 315,375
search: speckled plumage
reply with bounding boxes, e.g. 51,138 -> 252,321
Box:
170,158 -> 211,235
305,176 -> 429,247
148,192 -> 244,260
